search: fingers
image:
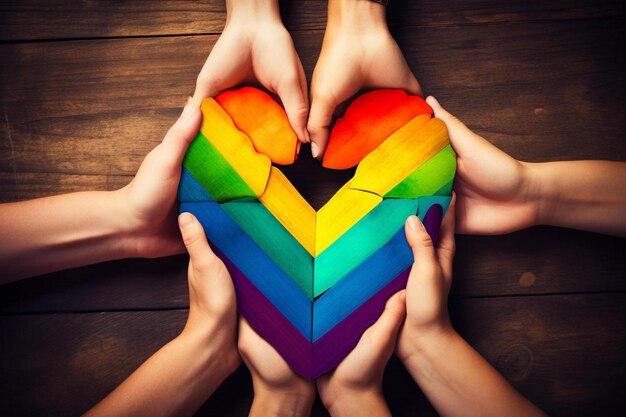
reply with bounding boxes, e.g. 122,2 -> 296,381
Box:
178,212 -> 219,274
160,98 -> 202,168
405,214 -> 439,278
307,93 -> 338,159
365,291 -> 407,343
275,70 -> 310,143
436,197 -> 457,280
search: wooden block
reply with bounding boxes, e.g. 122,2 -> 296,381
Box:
199,98 -> 271,197
259,167 -> 316,255
182,132 -> 256,201
313,226 -> 413,340
177,166 -> 214,203
385,144 -> 457,199
216,87 -> 298,165
351,115 -> 449,196
315,181 -> 382,255
181,201 -> 312,338
314,198 -> 418,297
222,200 -> 314,299
323,89 -> 433,169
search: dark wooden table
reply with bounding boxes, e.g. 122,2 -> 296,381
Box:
1,1 -> 625,416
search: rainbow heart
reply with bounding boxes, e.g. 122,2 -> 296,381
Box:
178,87 -> 455,379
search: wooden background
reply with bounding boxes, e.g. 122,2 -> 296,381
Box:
1,1 -> 625,416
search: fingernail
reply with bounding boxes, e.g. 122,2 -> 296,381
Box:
311,142 -> 319,158
296,141 -> 302,156
179,212 -> 195,229
426,96 -> 440,107
181,97 -> 196,120
399,290 -> 406,303
407,215 -> 421,231
423,204 -> 443,244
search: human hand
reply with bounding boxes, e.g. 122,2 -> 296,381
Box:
178,212 -> 240,372
118,98 -> 201,258
426,96 -> 539,234
317,291 -> 406,417
238,318 -> 315,417
396,198 -> 456,362
193,0 -> 309,143
307,0 -> 421,158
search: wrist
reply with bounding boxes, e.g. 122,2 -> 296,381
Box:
226,0 -> 281,26
400,326 -> 459,380
324,388 -> 389,417
522,161 -> 556,228
327,0 -> 387,33
250,385 -> 314,417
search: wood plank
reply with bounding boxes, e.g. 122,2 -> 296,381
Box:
1,293 -> 624,416
0,1 -> 624,41
1,20 -> 624,204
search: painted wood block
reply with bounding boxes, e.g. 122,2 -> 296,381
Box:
216,87 -> 298,165
178,87 -> 455,379
323,89 -> 433,169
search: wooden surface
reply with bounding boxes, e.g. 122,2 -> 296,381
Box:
0,1 -> 625,416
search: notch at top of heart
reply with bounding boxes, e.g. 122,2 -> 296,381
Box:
181,86 -> 454,256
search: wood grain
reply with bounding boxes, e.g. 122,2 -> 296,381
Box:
2,293 -> 624,416
0,0 -> 624,41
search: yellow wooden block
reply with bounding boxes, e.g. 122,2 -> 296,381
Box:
200,98 -> 272,197
316,182 -> 382,256
350,115 -> 449,196
259,167 -> 317,256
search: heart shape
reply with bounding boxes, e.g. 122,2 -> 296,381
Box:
178,87 -> 455,379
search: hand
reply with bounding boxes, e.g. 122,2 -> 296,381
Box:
317,291 -> 406,417
307,0 -> 421,158
238,318 -> 315,417
118,98 -> 201,258
426,96 -> 539,234
192,0 -> 309,143
396,198 -> 456,361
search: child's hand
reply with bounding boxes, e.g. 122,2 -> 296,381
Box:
307,0 -> 421,158
238,318 -> 315,417
396,198 -> 456,362
317,291 -> 406,417
426,96 -> 538,234
192,0 -> 309,143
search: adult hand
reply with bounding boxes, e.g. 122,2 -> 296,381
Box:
238,318 -> 315,417
426,96 -> 538,234
317,291 -> 406,417
308,0 -> 421,158
119,98 -> 201,258
396,198 -> 456,361
193,0 -> 309,143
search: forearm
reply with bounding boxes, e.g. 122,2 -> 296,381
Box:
527,160 -> 626,236
85,328 -> 238,417
0,190 -> 135,283
226,0 -> 280,24
327,0 -> 387,32
402,330 -> 546,417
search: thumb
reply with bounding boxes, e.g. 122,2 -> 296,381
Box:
405,214 -> 439,277
366,290 -> 407,343
425,96 -> 482,155
161,97 -> 202,167
275,71 -> 310,144
307,94 -> 338,159
178,212 -> 218,273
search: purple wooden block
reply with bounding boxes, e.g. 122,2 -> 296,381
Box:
423,203 -> 443,245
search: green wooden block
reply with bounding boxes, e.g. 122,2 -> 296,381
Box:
183,132 -> 256,202
222,200 -> 314,299
314,198 -> 419,298
385,145 -> 456,199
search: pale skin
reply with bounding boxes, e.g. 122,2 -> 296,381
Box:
427,96 -> 626,237
238,292 -> 406,417
307,0 -> 422,158
0,99 -> 201,284
192,0 -> 310,145
397,199 -> 549,417
84,212 -> 240,417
